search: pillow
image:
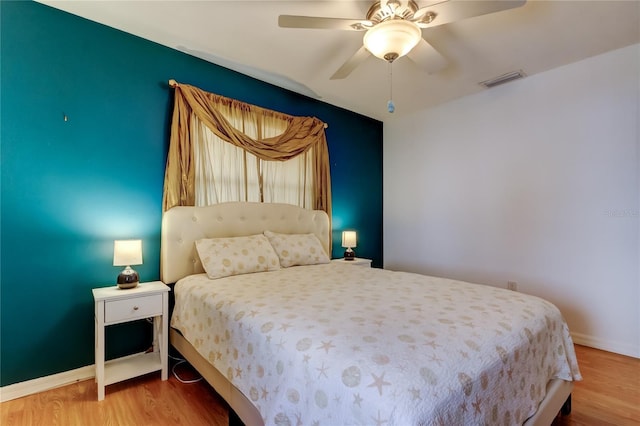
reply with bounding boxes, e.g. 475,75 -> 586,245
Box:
195,234 -> 280,280
264,230 -> 330,268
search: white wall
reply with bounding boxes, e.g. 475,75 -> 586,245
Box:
384,43 -> 639,357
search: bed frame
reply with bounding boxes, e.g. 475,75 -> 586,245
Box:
161,202 -> 572,426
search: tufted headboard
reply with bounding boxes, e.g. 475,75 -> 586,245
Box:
160,202 -> 331,284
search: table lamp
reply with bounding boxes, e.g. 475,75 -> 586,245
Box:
342,231 -> 357,261
113,239 -> 142,289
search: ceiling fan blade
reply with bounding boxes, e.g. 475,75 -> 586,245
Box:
330,46 -> 371,80
407,39 -> 447,73
414,0 -> 526,28
279,15 -> 371,31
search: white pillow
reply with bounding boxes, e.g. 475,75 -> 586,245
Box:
264,230 -> 330,268
195,234 -> 280,280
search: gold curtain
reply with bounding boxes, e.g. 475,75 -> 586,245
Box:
163,81 -> 332,220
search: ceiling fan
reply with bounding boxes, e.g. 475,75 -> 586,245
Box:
279,0 -> 526,80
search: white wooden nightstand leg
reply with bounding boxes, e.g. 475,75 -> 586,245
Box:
95,300 -> 105,401
160,292 -> 168,380
152,315 -> 159,352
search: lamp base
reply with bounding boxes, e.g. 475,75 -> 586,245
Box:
343,248 -> 355,261
117,266 -> 139,289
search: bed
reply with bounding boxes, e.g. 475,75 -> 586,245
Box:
161,202 -> 581,426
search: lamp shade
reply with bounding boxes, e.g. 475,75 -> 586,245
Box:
363,19 -> 422,61
342,231 -> 357,248
113,240 -> 143,266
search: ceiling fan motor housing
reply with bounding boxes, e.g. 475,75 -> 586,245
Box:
366,0 -> 420,23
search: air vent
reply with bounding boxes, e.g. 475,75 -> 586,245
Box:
479,70 -> 526,89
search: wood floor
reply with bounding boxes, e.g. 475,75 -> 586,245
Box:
1,344 -> 638,425
551,345 -> 639,426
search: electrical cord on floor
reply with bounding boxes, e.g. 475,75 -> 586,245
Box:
144,317 -> 203,384
169,353 -> 203,384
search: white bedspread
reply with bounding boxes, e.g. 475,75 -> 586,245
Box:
171,263 -> 581,426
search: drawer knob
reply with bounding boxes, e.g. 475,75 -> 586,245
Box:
133,306 -> 139,311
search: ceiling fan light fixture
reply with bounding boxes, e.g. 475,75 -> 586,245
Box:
363,19 -> 421,62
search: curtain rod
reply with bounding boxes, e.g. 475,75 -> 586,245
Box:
168,79 -> 328,129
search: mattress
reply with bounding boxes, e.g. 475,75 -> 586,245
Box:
171,263 -> 581,425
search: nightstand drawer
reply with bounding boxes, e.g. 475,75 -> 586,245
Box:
105,294 -> 162,323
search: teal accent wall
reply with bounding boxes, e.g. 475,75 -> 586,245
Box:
0,1 -> 382,386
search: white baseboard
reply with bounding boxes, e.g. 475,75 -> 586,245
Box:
571,332 -> 640,359
0,365 -> 95,403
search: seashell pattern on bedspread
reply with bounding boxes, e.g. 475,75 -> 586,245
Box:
171,263 -> 582,426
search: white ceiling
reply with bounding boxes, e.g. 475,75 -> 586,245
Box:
37,0 -> 639,121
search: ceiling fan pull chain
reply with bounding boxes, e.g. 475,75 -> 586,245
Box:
387,61 -> 395,113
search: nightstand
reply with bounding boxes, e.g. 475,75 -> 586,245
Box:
331,258 -> 372,267
92,281 -> 170,401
